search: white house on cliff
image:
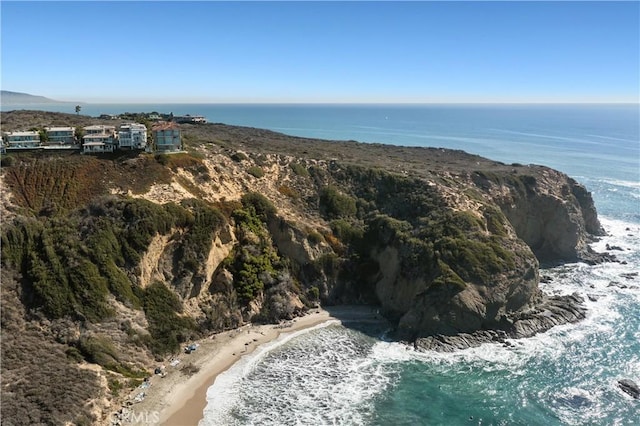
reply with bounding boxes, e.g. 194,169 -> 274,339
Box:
44,126 -> 76,145
118,123 -> 148,150
82,125 -> 116,153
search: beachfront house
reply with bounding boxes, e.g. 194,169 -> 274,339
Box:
82,134 -> 116,153
118,123 -> 148,150
82,125 -> 116,154
152,122 -> 182,152
2,130 -> 41,150
44,126 -> 76,145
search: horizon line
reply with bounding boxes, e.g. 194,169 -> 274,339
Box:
3,101 -> 639,106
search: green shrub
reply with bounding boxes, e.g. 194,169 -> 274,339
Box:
290,162 -> 309,177
0,155 -> 15,167
319,186 -> 357,219
65,347 -> 84,363
78,335 -> 119,367
143,282 -> 195,355
432,260 -> 467,290
108,378 -> 123,397
240,192 -> 277,221
307,231 -> 324,244
330,219 -> 364,244
277,185 -> 298,198
228,202 -> 282,303
308,286 -> 320,301
483,205 -> 508,237
154,154 -> 169,165
247,166 -> 265,178
230,152 -> 248,162
233,246 -> 279,302
176,199 -> 226,272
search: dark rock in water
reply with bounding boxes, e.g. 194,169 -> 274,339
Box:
579,250 -> 617,265
540,275 -> 553,283
605,244 -> 624,251
509,293 -> 587,339
618,379 -> 640,399
608,281 -> 628,289
587,294 -> 599,302
414,294 -> 586,352
621,272 -> 639,280
413,330 -> 508,352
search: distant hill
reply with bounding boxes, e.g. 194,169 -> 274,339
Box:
1,90 -> 76,105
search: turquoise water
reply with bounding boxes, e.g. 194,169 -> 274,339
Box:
5,103 -> 639,424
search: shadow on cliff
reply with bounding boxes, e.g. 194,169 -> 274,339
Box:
323,304 -> 393,339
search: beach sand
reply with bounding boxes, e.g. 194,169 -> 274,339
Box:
116,306 -> 384,426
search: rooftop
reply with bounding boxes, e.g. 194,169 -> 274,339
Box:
152,122 -> 180,131
3,130 -> 39,137
84,125 -> 116,131
119,123 -> 147,130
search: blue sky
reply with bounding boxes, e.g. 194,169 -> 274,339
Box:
1,1 -> 639,103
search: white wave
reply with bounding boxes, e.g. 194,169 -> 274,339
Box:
201,323 -> 393,426
599,178 -> 640,190
590,216 -> 640,264
200,320 -> 341,426
488,128 -> 612,147
584,133 -> 638,144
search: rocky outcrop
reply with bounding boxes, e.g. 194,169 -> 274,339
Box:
618,379 -> 640,399
414,293 -> 586,352
267,217 -> 330,266
473,167 -> 605,264
356,164 -> 603,344
376,238 -> 540,340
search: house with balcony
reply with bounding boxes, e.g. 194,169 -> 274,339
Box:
84,125 -> 116,135
45,126 -> 76,145
82,134 -> 116,153
118,123 -> 148,150
2,131 -> 41,150
152,122 -> 182,152
82,125 -> 116,154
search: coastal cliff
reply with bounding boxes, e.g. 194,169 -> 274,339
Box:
0,110 -> 607,424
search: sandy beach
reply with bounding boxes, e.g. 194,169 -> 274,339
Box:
114,306 -> 385,426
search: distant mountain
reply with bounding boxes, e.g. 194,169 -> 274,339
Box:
1,90 -> 77,104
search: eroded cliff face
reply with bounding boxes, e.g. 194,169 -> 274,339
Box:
0,112 -> 607,424
472,166 -> 605,263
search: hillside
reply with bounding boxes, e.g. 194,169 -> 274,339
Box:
1,90 -> 75,105
0,110 -> 608,424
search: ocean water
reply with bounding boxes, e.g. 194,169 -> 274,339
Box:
5,103 -> 639,424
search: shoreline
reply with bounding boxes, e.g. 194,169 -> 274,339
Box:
115,306 -> 385,426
